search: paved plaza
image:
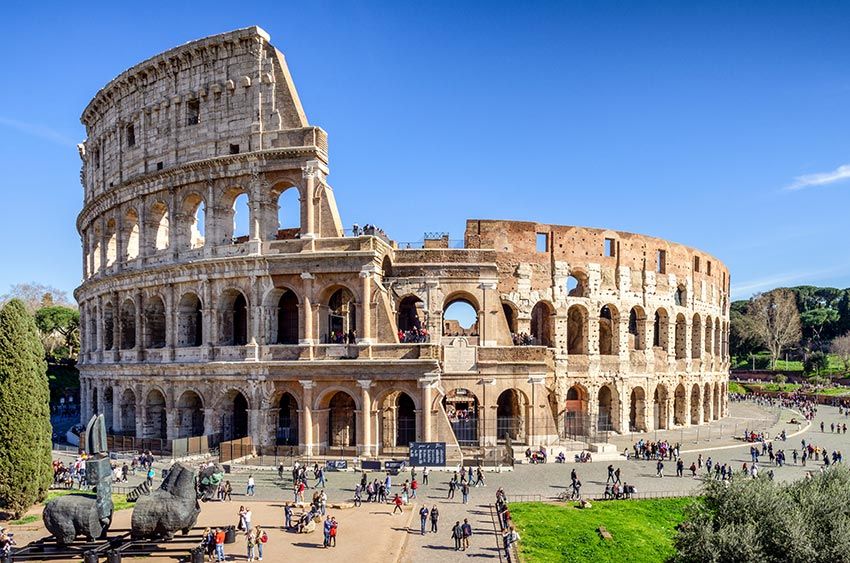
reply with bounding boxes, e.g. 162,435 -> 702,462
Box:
10,400 -> 850,561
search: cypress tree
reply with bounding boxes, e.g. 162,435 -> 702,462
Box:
0,298 -> 53,518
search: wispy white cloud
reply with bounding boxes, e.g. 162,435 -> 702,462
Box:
0,116 -> 78,148
786,164 -> 850,191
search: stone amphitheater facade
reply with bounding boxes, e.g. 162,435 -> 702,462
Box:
75,26 -> 730,459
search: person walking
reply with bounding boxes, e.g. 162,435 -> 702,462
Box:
606,464 -> 615,483
411,478 -> 419,499
419,506 -> 429,535
461,482 -> 470,504
614,467 -> 621,484
247,474 -> 255,496
392,494 -> 404,515
430,505 -> 439,533
316,467 -> 326,489
656,460 -> 664,478
447,478 -> 456,499
452,521 -> 463,551
461,518 -> 473,551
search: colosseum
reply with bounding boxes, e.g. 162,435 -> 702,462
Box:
74,26 -> 730,461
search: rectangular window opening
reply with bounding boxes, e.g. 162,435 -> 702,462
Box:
694,256 -> 701,273
186,99 -> 200,126
126,124 -> 135,147
656,249 -> 666,274
229,144 -> 240,155
604,238 -> 616,257
707,261 -> 712,275
156,161 -> 164,171
536,233 -> 548,253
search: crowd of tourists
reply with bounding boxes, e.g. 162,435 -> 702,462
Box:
398,327 -> 430,343
511,332 -> 537,346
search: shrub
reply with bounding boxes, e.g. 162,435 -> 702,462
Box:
774,373 -> 787,384
673,466 -> 850,562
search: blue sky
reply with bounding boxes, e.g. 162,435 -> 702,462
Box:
2,1 -> 850,302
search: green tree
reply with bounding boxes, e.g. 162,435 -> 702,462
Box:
34,305 -> 80,359
800,307 -> 840,351
0,299 -> 53,518
674,466 -> 850,562
804,351 -> 828,376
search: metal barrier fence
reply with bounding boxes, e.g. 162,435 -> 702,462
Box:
219,437 -> 253,462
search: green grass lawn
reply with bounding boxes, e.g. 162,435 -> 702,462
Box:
509,497 -> 693,563
747,383 -> 801,393
728,381 -> 748,394
43,490 -> 134,512
812,387 -> 850,396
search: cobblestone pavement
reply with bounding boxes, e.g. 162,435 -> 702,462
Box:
36,400 -> 850,562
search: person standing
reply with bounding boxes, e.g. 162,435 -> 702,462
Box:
423,467 -> 430,485
214,527 -> 226,562
430,505 -> 439,533
284,505 -> 292,529
656,460 -> 664,478
316,466 -> 326,489
451,521 -> 463,551
447,478 -> 456,499
461,481 -> 470,504
244,506 -> 253,532
329,517 -> 338,547
323,516 -> 333,548
419,506 -> 429,535
461,518 -> 473,551
246,527 -> 256,562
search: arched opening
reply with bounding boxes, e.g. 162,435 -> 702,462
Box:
496,389 -> 527,443
221,391 -> 249,441
276,393 -> 299,446
597,385 -> 618,432
124,209 -> 140,261
151,201 -> 170,252
653,384 -> 669,430
275,187 -> 301,239
629,387 -> 647,432
328,392 -> 356,448
232,192 -> 250,242
276,290 -> 299,344
443,388 -> 479,446
598,305 -> 619,355
675,314 -> 687,359
103,387 -> 114,433
398,295 -> 424,334
103,302 -> 115,350
530,301 -> 554,347
705,317 -> 713,356
673,384 -> 687,426
177,293 -> 203,347
380,391 -> 417,450
502,302 -> 518,335
567,305 -> 588,354
220,290 -> 248,346
443,298 -> 478,337
653,308 -> 669,350
182,194 -> 206,249
105,219 -> 117,268
566,272 -> 588,297
564,385 -> 589,438
714,323 -> 721,356
703,384 -> 711,423
176,391 -> 204,438
381,255 -> 393,279
120,299 -> 136,350
691,315 -> 702,359
675,284 -> 687,307
144,389 -> 167,439
691,384 -> 701,425
120,388 -> 136,436
144,295 -> 166,349
327,287 -> 356,343
628,307 -> 647,351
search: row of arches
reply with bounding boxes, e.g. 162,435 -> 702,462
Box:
90,385 -> 421,451
500,299 -> 728,358
87,286 -> 354,351
84,185 -> 301,277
